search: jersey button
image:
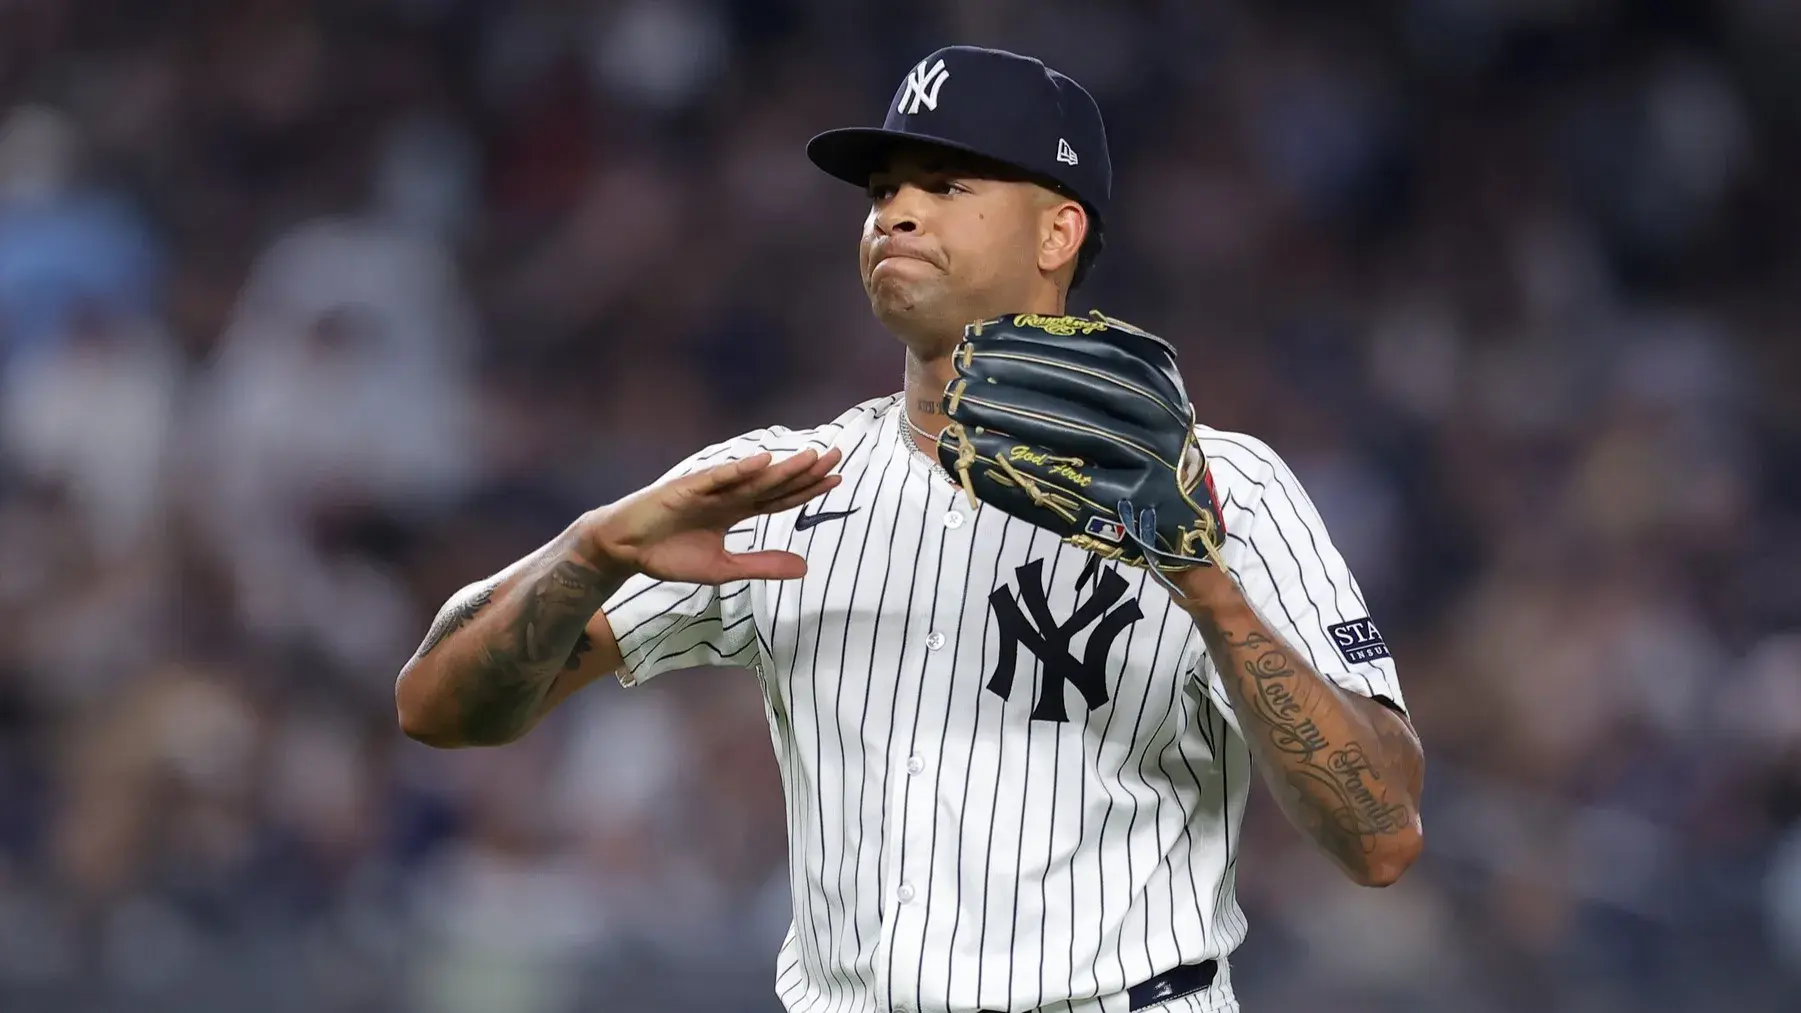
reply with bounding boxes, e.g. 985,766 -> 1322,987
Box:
897,883 -> 915,903
925,631 -> 946,651
906,755 -> 925,775
943,511 -> 965,529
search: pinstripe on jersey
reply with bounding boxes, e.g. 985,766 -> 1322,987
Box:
601,393 -> 1406,1013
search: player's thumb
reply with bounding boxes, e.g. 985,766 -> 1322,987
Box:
718,549 -> 809,582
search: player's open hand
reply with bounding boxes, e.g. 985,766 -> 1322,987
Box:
576,448 -> 844,585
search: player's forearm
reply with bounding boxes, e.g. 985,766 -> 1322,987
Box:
395,522 -> 627,748
1172,568 -> 1424,887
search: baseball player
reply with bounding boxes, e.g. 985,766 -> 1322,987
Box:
396,46 -> 1424,1013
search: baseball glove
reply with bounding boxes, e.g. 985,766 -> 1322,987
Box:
933,311 -> 1227,589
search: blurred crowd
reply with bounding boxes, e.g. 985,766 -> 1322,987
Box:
0,1 -> 1798,1011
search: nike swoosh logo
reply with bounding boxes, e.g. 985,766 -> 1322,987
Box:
795,506 -> 860,531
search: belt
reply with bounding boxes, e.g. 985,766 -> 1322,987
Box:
1127,959 -> 1218,1010
977,958 -> 1218,1012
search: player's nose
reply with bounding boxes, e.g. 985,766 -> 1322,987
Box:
874,184 -> 927,235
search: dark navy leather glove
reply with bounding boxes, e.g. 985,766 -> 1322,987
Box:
935,312 -> 1226,589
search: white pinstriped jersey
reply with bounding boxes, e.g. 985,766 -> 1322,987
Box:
601,393 -> 1406,1013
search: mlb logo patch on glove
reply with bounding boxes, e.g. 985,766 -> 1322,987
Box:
1084,516 -> 1127,544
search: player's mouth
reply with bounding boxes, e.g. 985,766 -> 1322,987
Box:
872,255 -> 937,281
870,238 -> 943,274
870,255 -> 942,293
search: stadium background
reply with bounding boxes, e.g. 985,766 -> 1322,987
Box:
0,1 -> 1798,1010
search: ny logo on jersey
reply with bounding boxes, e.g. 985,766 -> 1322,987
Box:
897,58 -> 951,115
987,555 -> 1143,722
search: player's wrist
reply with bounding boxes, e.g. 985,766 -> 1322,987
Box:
566,506 -> 646,580
1166,564 -> 1241,614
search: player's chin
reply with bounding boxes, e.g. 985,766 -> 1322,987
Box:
870,294 -> 963,347
866,276 -> 930,323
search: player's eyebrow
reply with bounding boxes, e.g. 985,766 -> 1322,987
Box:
866,166 -> 967,195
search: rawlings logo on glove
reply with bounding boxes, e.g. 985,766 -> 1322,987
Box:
1008,313 -> 1111,336
934,311 -> 1227,591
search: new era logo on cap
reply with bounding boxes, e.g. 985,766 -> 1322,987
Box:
898,58 -> 951,115
1057,138 -> 1078,165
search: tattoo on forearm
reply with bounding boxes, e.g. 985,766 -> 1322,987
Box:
1326,743 -> 1408,835
1223,629 -> 1414,871
418,580 -> 496,657
565,631 -> 595,671
457,559 -> 610,742
417,558 -> 610,744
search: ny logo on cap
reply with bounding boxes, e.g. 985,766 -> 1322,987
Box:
898,58 -> 951,115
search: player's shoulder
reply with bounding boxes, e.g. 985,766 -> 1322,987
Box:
1192,424 -> 1327,526
1193,425 -> 1340,543
689,394 -> 899,463
1193,425 -> 1288,486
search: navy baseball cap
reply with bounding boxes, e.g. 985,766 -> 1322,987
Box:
807,46 -> 1113,232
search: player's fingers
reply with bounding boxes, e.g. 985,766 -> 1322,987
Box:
806,445 -> 845,478
751,447 -> 843,504
724,446 -> 838,505
723,448 -> 824,499
688,452 -> 775,494
753,474 -> 843,515
716,549 -> 809,582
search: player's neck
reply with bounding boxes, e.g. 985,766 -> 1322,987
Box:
904,313 -> 1068,462
903,348 -> 959,460
901,286 -> 1067,460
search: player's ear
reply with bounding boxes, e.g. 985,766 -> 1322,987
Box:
1036,191 -> 1087,279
